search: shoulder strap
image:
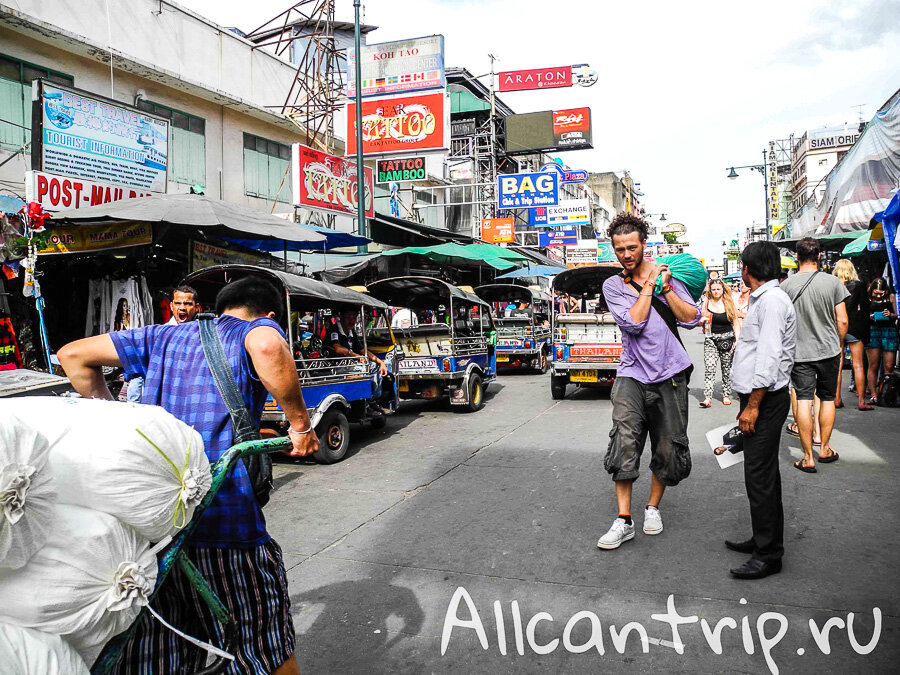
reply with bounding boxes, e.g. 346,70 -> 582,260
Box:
623,275 -> 685,351
787,271 -> 818,305
197,314 -> 259,444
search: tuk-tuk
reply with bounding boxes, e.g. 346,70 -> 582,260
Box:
550,266 -> 624,399
474,284 -> 552,373
182,265 -> 399,463
366,276 -> 496,412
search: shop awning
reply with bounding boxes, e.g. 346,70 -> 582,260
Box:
381,243 -> 519,270
224,225 -> 370,252
51,194 -> 326,244
777,231 -> 867,251
369,212 -> 476,247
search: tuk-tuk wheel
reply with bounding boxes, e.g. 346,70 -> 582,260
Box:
465,374 -> 485,412
313,409 -> 350,464
550,375 -> 567,400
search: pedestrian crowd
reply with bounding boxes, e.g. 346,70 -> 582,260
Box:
598,212 -> 898,581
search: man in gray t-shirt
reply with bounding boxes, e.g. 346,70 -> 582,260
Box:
780,238 -> 849,473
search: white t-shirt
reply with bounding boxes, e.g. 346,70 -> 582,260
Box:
391,308 -> 418,329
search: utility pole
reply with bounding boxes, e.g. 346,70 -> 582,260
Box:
762,148 -> 770,240
352,0 -> 367,251
488,53 -> 498,224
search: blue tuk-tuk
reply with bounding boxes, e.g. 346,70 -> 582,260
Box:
366,276 -> 496,412
475,284 -> 552,373
182,265 -> 398,463
550,266 -> 624,400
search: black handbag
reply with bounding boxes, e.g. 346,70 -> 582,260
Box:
711,333 -> 734,352
198,314 -> 273,507
876,373 -> 900,408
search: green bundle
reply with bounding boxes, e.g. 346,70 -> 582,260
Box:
653,254 -> 707,301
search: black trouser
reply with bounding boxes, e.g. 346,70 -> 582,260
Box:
738,387 -> 790,562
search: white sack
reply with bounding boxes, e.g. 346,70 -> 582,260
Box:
0,623 -> 89,675
1,398 -> 211,541
0,504 -> 157,667
0,414 -> 56,570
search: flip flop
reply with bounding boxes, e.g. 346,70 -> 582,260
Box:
818,452 -> 839,463
786,423 -> 799,437
835,402 -> 845,409
858,404 -> 875,411
700,400 -> 711,408
793,460 -> 817,473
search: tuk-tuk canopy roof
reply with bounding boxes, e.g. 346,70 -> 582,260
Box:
552,265 -> 623,296
475,284 -> 552,304
367,276 -> 490,310
182,265 -> 388,309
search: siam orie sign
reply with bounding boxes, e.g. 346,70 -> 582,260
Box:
25,171 -> 153,211
292,145 -> 374,218
347,35 -> 445,98
31,80 -> 168,193
346,92 -> 449,157
498,66 -> 571,92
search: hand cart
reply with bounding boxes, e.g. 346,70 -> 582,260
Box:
90,436 -> 292,675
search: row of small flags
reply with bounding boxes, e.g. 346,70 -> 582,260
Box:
361,70 -> 442,88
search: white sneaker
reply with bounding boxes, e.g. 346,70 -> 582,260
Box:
643,506 -> 663,535
597,518 -> 635,550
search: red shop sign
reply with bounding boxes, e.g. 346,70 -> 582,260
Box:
292,145 -> 374,218
346,92 -> 448,157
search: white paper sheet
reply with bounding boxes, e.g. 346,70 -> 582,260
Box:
706,422 -> 745,469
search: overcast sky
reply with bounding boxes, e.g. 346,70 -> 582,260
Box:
181,0 -> 900,262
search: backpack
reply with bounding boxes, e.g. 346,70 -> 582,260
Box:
876,373 -> 900,408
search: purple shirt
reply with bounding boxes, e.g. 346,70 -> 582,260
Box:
602,275 -> 701,384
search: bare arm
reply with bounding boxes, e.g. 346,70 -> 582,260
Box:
834,301 -> 848,344
627,281 -> 656,323
246,326 -> 317,458
57,335 -> 121,400
738,388 -> 767,434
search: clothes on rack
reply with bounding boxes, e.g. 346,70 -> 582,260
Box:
84,276 -> 154,337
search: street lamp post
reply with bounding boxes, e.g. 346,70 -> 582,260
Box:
726,149 -> 770,240
353,0 -> 366,250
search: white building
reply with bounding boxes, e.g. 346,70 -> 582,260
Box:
790,125 -> 862,217
0,0 -> 309,214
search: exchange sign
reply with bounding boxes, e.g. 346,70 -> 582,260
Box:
346,92 -> 448,157
547,199 -> 591,227
32,81 -> 168,193
292,145 -> 374,218
347,35 -> 445,98
376,156 -> 426,183
497,172 -> 559,209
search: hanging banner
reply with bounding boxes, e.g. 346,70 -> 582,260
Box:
498,66 -> 572,92
547,199 -> 591,226
347,35 -> 445,98
481,217 -> 515,243
37,222 -> 152,255
191,241 -> 262,272
497,172 -> 559,209
25,171 -> 154,211
293,144 -> 374,218
346,92 -> 449,157
539,228 -> 578,247
768,141 -> 779,222
32,80 -> 168,192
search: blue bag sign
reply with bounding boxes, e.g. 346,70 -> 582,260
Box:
539,227 -> 578,247
498,172 -> 559,209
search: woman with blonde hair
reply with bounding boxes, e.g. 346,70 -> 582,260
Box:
699,278 -> 738,408
833,258 -> 872,409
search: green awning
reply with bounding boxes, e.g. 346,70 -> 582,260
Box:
382,242 -> 520,270
450,90 -> 490,114
461,243 -> 530,263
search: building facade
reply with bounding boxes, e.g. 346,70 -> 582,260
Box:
790,125 -> 862,218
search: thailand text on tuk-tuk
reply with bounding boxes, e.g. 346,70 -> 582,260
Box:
366,276 -> 497,412
550,266 -> 624,400
181,265 -> 399,463
475,284 -> 552,373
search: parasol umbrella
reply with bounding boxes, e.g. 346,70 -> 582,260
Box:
50,194 -> 326,244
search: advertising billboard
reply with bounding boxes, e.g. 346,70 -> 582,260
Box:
504,108 -> 592,155
497,172 -> 559,209
346,92 -> 449,157
539,228 -> 578,247
547,199 -> 591,227
497,66 -> 571,92
566,240 -> 600,268
481,217 -> 515,243
37,222 -> 152,255
528,206 -> 548,227
26,170 -> 153,211
292,144 -> 374,218
376,156 -> 426,183
32,81 -> 168,193
347,36 -> 445,98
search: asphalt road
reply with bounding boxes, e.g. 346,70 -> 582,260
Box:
267,332 -> 899,674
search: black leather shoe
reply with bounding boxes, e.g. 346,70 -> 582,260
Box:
725,538 -> 755,553
730,558 -> 782,580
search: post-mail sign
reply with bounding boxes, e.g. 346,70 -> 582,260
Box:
497,172 -> 559,209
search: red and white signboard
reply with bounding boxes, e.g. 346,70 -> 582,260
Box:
292,145 -> 374,218
25,170 -> 155,211
346,92 -> 448,157
498,66 -> 572,92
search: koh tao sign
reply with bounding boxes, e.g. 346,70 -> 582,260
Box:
292,144 -> 374,218
347,35 -> 445,98
497,172 -> 559,209
376,156 -> 426,183
346,92 -> 449,157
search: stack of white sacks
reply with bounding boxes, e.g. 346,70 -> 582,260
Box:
0,398 -> 211,673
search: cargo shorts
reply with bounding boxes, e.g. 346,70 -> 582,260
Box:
604,372 -> 692,486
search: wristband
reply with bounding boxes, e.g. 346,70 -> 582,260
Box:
288,424 -> 313,435
640,292 -> 653,297
661,283 -> 673,294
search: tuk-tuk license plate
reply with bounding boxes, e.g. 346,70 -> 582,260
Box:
571,370 -> 599,382
496,354 -> 509,362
